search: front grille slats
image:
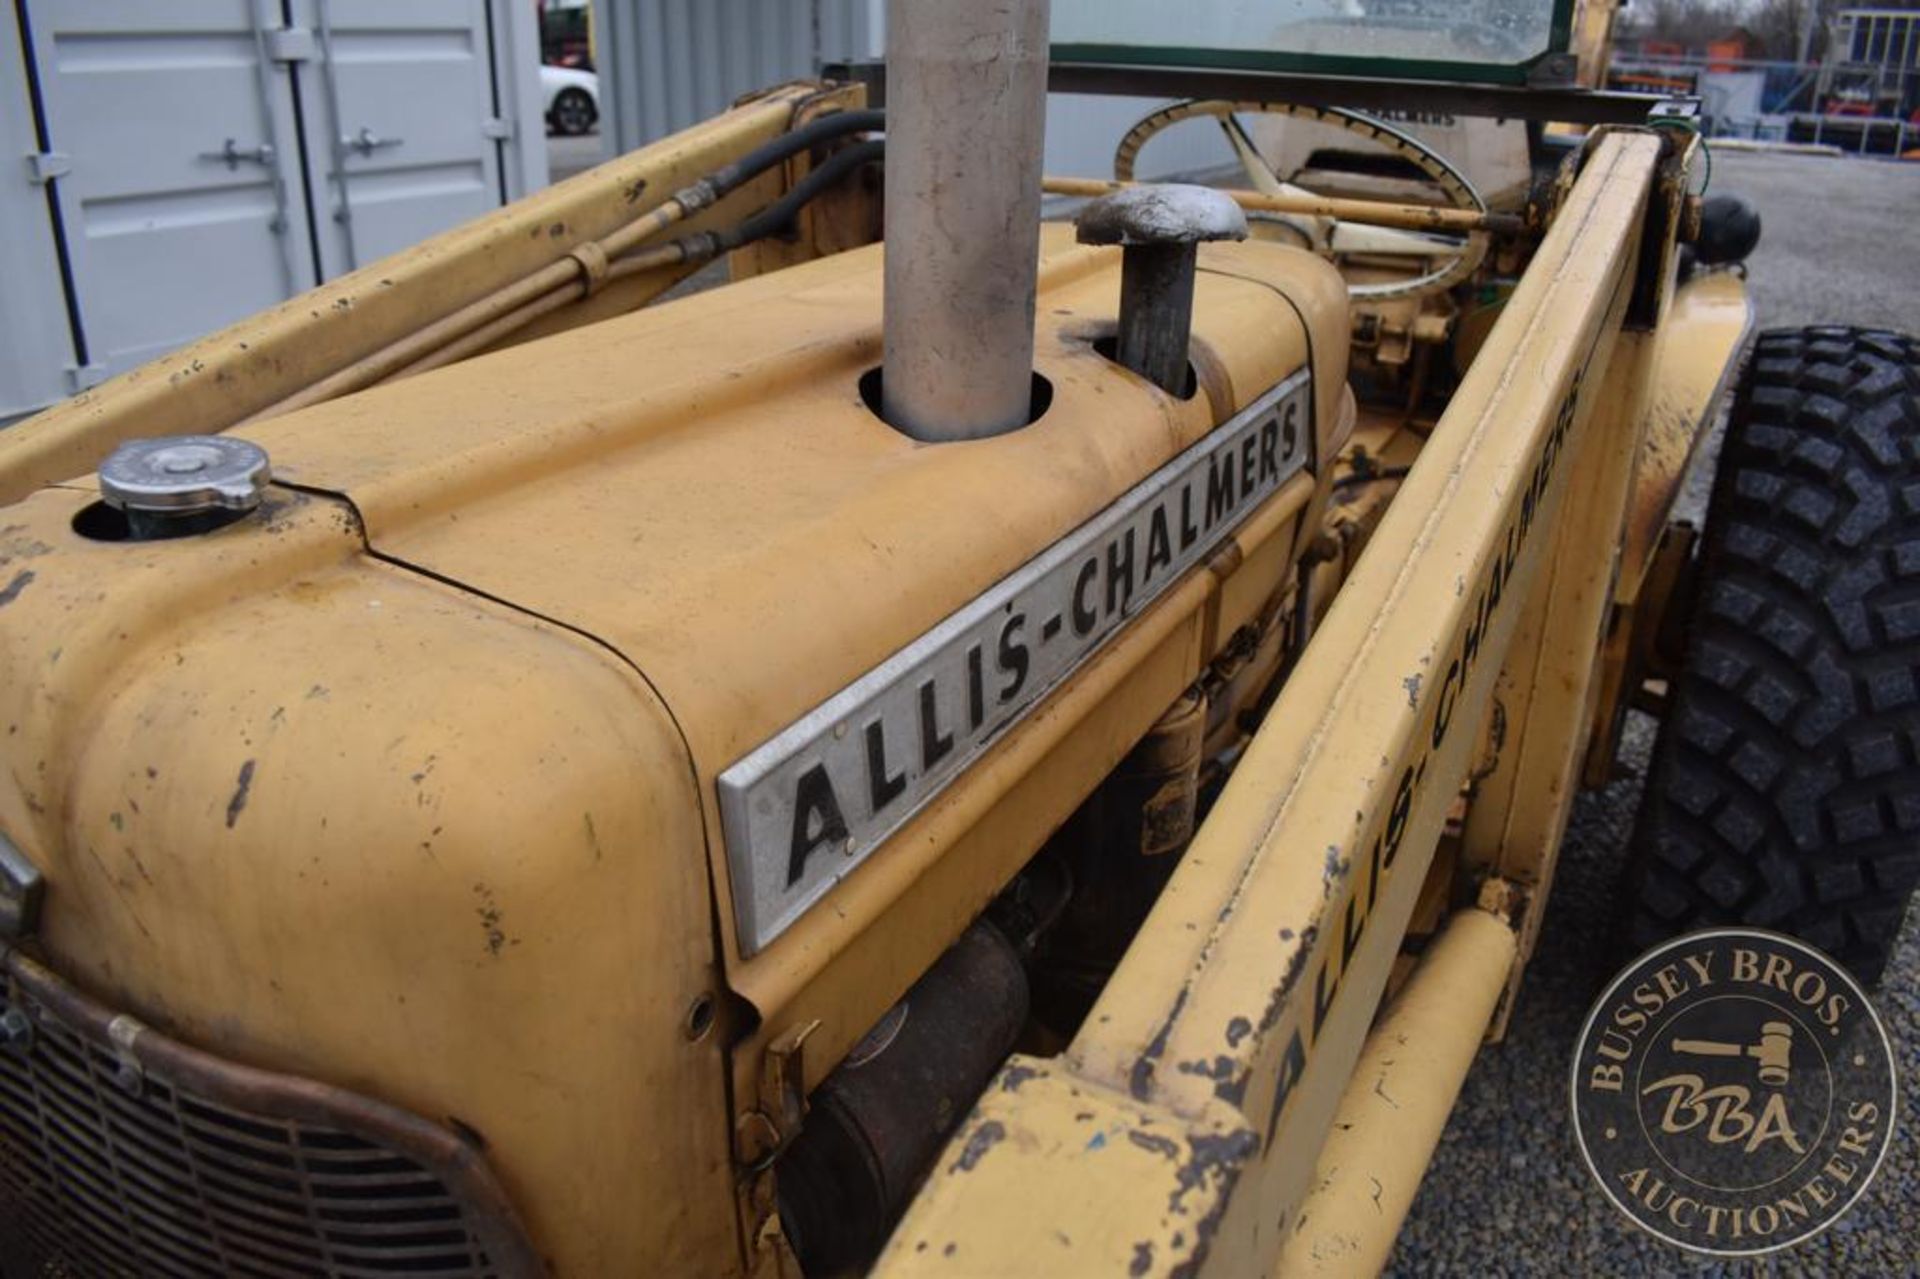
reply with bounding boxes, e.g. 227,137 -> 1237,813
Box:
0,968 -> 522,1277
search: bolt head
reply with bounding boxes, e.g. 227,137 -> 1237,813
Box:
1075,184 -> 1249,248
0,1006 -> 33,1057
99,435 -> 271,517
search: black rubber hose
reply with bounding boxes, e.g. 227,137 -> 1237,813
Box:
725,139 -> 885,248
1330,464 -> 1412,493
643,138 -> 886,270
694,108 -> 885,206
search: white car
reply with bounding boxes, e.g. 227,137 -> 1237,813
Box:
540,64 -> 599,136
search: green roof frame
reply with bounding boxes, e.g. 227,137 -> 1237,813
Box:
1051,0 -> 1578,88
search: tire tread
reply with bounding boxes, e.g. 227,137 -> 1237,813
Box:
1625,327 -> 1920,984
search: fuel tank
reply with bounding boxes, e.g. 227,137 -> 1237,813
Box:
0,226 -> 1348,1272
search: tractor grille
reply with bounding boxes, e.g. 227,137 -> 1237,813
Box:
0,953 -> 539,1278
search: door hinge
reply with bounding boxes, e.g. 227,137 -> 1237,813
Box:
264,26 -> 316,63
480,117 -> 513,141
25,152 -> 70,184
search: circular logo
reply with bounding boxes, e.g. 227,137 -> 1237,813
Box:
1570,929 -> 1896,1255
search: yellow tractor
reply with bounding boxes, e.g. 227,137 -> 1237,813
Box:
0,2 -> 1911,1275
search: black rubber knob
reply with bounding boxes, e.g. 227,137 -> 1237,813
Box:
1695,194 -> 1762,266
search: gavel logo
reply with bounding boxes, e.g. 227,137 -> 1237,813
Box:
1670,1020 -> 1794,1087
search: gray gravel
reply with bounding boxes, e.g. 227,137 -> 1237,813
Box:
1390,150 -> 1920,1277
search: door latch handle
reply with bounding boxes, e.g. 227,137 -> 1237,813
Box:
199,139 -> 277,170
343,126 -> 403,157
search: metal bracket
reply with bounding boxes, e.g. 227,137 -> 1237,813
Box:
480,117 -> 512,141
64,364 -> 110,394
0,1005 -> 33,1059
0,831 -> 44,941
106,1014 -> 146,1096
24,152 -> 70,184
1525,51 -> 1580,89
264,26 -> 316,63
1648,96 -> 1704,124
737,1018 -> 821,1168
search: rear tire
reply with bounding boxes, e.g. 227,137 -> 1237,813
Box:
549,88 -> 596,137
1623,327 -> 1920,985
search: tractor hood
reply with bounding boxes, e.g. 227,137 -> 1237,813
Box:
0,226 -> 1348,1270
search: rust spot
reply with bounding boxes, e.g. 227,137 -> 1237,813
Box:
1131,1241 -> 1154,1276
0,570 -> 35,608
1126,1129 -> 1179,1161
948,1119 -> 1006,1173
473,883 -> 513,957
1177,1055 -> 1248,1106
225,759 -> 256,828
1257,923 -> 1319,1035
1167,1129 -> 1259,1213
1401,672 -> 1421,708
1131,985 -> 1189,1101
1000,1061 -> 1039,1093
623,178 -> 649,204
0,537 -> 51,566
1323,845 -> 1348,886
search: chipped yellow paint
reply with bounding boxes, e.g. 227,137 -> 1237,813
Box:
882,131 -> 1665,1278
0,198 -> 1350,1273
1276,905 -> 1517,1275
881,1063 -> 1258,1275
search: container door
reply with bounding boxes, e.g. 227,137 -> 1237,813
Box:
298,0 -> 510,275
0,5 -> 86,419
18,0 -> 314,379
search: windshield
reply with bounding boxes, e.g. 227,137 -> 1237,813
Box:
1052,1 -> 1565,76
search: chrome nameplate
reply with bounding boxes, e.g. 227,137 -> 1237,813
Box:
719,369 -> 1312,953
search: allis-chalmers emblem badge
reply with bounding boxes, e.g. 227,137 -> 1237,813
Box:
1571,929 -> 1896,1254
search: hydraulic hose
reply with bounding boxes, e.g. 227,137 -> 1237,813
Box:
391,140 -> 886,382
246,109 -> 885,421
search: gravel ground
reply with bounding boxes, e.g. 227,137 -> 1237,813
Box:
1389,150 -> 1920,1276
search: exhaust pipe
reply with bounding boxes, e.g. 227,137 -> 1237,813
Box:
881,0 -> 1051,441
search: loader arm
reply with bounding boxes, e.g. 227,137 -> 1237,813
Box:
879,129 -> 1669,1277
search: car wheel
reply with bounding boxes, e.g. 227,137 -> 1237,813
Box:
1623,327 -> 1920,985
550,88 -> 596,137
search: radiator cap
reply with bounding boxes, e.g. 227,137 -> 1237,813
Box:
99,435 -> 271,517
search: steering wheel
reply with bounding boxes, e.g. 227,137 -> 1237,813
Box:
1114,101 -> 1490,302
